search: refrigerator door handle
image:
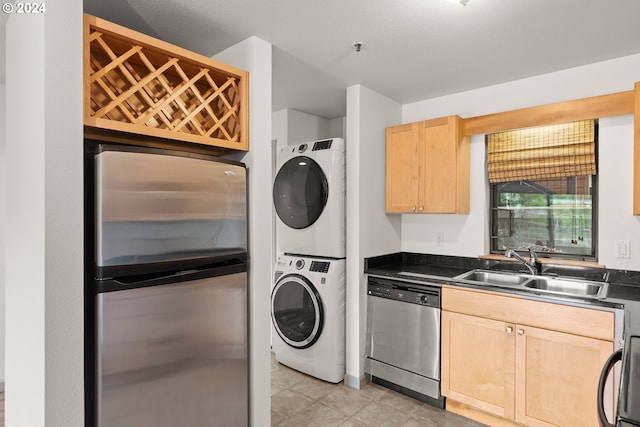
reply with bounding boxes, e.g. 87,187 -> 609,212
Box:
598,348 -> 622,427
97,261 -> 247,293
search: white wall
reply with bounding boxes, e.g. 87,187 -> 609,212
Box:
329,116 -> 346,141
285,109 -> 330,146
0,82 -> 5,389
272,108 -> 345,153
598,115 -> 640,269
5,1 -> 84,425
403,54 -> 640,123
214,36 -> 273,426
345,84 -> 402,387
272,109 -> 288,152
5,19 -> 44,424
401,53 -> 640,269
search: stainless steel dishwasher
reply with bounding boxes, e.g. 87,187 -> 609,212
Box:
365,276 -> 444,408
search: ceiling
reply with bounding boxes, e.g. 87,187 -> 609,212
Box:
5,1 -> 640,119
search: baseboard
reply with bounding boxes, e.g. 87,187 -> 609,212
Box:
446,400 -> 519,427
344,373 -> 366,390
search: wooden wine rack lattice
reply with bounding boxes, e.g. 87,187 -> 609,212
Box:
84,15 -> 249,151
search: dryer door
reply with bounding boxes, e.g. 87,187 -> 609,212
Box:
273,156 -> 328,229
271,274 -> 324,349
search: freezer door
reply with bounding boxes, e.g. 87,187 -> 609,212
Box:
95,147 -> 247,267
96,272 -> 248,427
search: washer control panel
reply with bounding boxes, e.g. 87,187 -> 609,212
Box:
276,256 -> 332,274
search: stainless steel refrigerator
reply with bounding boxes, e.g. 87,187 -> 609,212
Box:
85,142 -> 249,427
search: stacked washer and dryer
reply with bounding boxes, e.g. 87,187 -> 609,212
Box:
271,138 -> 346,383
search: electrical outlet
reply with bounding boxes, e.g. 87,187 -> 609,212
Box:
435,232 -> 444,247
615,240 -> 631,259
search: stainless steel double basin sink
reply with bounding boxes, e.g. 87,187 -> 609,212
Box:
454,269 -> 608,299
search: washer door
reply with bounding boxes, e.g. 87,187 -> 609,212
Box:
273,156 -> 328,229
271,274 -> 324,349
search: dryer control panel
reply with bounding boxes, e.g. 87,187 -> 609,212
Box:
313,140 -> 333,151
310,261 -> 330,273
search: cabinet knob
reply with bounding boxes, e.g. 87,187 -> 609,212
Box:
506,326 -> 513,334
418,206 -> 424,211
517,329 -> 525,336
411,206 -> 416,212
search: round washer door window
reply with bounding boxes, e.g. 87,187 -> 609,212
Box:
271,274 -> 323,349
273,156 -> 328,229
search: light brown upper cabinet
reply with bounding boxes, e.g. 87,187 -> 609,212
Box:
84,14 -> 249,151
386,116 -> 470,213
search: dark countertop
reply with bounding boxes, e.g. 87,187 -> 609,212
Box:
605,283 -> 640,302
365,252 -> 640,305
364,252 -> 640,349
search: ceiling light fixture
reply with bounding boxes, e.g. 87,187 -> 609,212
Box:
447,0 -> 469,5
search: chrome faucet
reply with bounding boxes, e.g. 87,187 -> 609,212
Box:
505,248 -> 538,275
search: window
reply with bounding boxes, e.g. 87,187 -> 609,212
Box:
488,120 -> 597,260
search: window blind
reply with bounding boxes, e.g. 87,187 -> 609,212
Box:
487,120 -> 596,183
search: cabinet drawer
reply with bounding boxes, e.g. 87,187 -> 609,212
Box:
442,286 -> 614,341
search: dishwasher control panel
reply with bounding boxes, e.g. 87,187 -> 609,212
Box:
367,278 -> 440,308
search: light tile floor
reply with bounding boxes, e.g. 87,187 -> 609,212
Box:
271,354 -> 487,427
0,365 -> 485,427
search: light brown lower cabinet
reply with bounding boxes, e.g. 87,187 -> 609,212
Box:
441,286 -> 615,427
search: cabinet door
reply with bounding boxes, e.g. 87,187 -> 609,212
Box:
442,311 -> 516,419
514,325 -> 613,427
418,117 -> 459,213
385,123 -> 419,212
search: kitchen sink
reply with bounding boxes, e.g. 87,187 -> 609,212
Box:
523,276 -> 606,298
455,269 -> 530,287
454,269 -> 608,299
